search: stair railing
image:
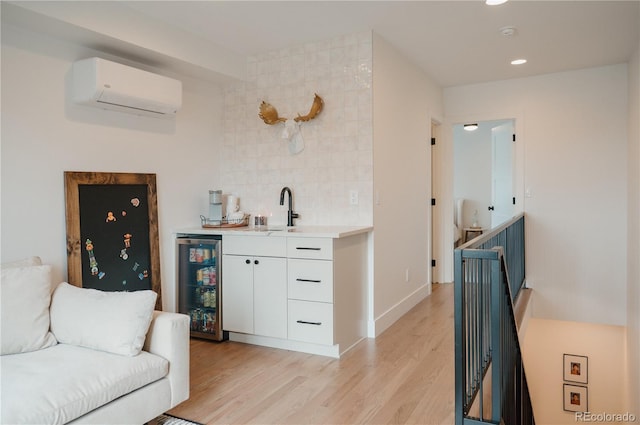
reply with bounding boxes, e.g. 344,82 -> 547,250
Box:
454,214 -> 534,425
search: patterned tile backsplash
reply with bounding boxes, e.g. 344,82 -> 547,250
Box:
221,31 -> 373,226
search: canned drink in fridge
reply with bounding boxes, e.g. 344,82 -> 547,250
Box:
197,309 -> 205,332
196,269 -> 203,285
203,248 -> 211,262
189,248 -> 196,262
206,313 -> 216,332
190,309 -> 197,331
201,312 -> 209,332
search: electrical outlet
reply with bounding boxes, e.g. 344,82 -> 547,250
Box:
349,190 -> 359,205
525,187 -> 533,198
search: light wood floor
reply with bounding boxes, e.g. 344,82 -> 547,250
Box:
168,283 -> 455,425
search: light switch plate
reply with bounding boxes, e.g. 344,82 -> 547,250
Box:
349,190 -> 359,205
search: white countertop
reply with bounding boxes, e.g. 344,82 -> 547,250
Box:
175,225 -> 373,239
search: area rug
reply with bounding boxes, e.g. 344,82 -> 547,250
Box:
148,413 -> 204,425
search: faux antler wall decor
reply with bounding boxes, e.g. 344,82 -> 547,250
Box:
259,94 -> 324,155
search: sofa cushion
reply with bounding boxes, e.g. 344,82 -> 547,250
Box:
50,282 -> 157,356
0,263 -> 57,355
1,256 -> 42,268
0,343 -> 169,424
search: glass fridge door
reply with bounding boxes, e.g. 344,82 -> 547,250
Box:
176,237 -> 225,341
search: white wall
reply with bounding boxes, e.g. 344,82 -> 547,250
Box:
1,24 -> 223,312
522,319 -> 627,424
445,64 -> 628,327
371,33 -> 443,335
626,41 -> 640,417
219,32 -> 373,227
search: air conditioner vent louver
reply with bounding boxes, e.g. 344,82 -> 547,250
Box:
96,100 -> 167,115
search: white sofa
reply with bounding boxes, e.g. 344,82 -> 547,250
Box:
0,257 -> 190,424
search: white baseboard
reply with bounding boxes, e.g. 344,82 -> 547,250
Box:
229,332 -> 341,358
367,283 -> 431,338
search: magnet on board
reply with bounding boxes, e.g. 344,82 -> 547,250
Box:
124,233 -> 132,248
131,198 -> 140,207
106,212 -> 117,222
98,271 -> 106,279
120,249 -> 129,260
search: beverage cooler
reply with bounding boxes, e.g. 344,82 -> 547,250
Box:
176,235 -> 227,341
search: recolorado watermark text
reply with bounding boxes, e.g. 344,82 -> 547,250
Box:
575,412 -> 637,422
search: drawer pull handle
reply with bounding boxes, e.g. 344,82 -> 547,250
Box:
296,247 -> 321,251
296,278 -> 321,283
296,320 -> 322,326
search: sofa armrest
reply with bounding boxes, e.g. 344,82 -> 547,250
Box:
143,311 -> 190,407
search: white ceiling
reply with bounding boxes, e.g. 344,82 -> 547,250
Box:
122,0 -> 640,87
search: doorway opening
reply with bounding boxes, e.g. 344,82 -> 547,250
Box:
453,119 -> 514,245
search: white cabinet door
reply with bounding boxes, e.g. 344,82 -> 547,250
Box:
253,256 -> 287,339
222,254 -> 254,334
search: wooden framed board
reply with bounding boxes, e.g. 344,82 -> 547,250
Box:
64,171 -> 162,310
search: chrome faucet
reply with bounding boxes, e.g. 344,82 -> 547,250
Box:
279,186 -> 299,227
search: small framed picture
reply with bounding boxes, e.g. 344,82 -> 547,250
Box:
563,354 -> 588,384
563,384 -> 588,412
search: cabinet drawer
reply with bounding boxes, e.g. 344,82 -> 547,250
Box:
286,237 -> 333,260
288,300 -> 333,345
288,259 -> 333,303
223,235 -> 286,257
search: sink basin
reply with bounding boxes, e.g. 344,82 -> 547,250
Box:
253,226 -> 290,232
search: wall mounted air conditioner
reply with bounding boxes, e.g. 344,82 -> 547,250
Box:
72,57 -> 182,118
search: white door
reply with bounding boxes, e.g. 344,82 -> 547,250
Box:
491,123 -> 514,228
253,256 -> 288,339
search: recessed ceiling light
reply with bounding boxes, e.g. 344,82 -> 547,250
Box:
463,123 -> 479,131
511,59 -> 527,65
486,0 -> 508,5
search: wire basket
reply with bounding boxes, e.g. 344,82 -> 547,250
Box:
200,214 -> 249,228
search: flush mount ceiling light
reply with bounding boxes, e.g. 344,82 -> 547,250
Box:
511,59 -> 528,65
463,123 -> 479,131
486,0 -> 508,5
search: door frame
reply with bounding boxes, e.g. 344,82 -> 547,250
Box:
433,112 -> 524,284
